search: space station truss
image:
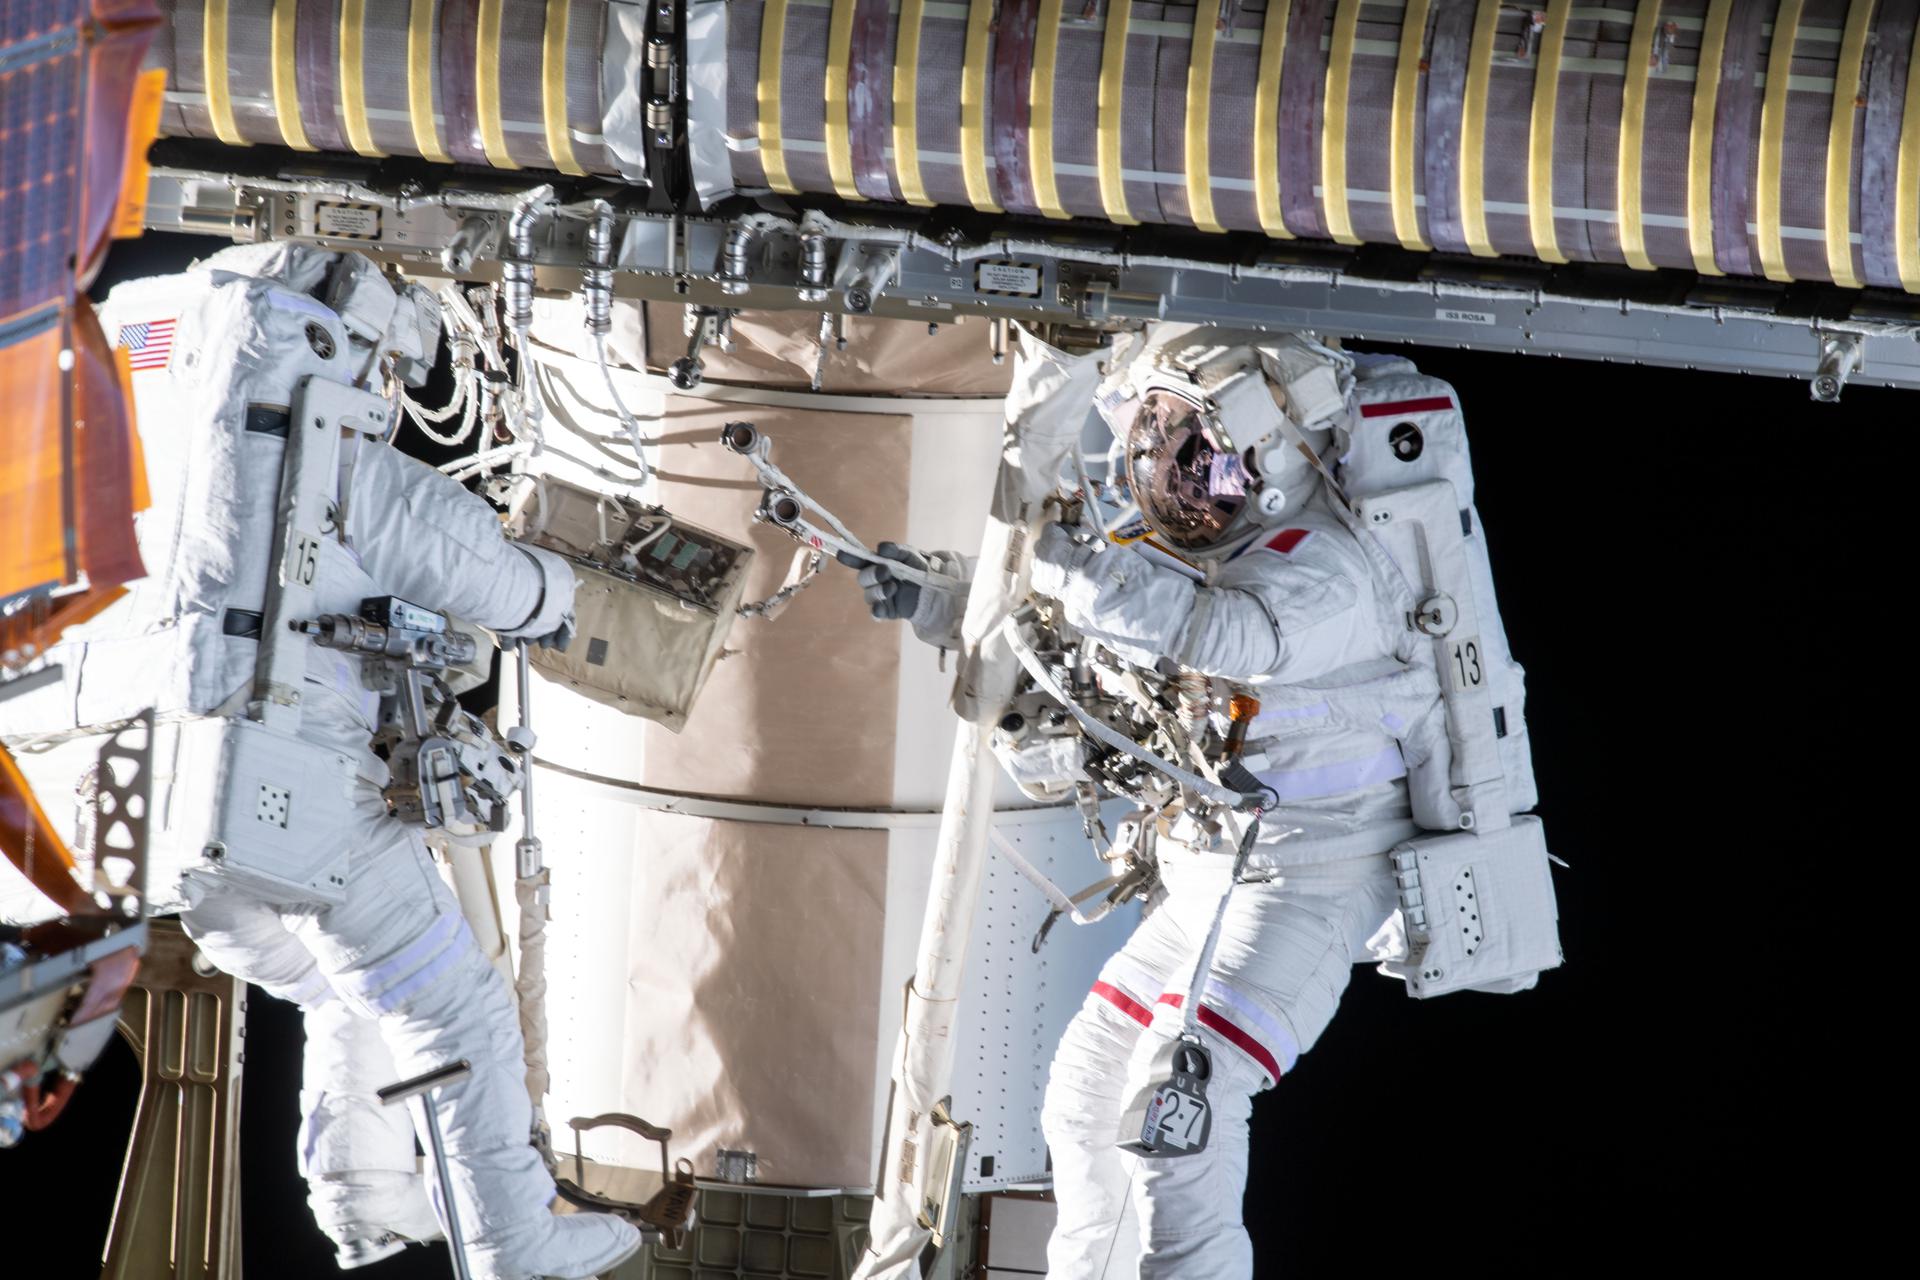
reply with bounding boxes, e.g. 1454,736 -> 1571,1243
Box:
123,0 -> 1920,395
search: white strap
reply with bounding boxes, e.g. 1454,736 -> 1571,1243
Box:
1176,815 -> 1270,1039
736,433 -> 964,593
1261,377 -> 1359,518
989,828 -> 1122,926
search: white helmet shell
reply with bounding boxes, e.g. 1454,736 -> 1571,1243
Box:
1096,326 -> 1350,553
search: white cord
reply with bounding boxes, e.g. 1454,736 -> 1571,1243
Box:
1175,818 -> 1259,1039
507,324 -> 545,449
591,332 -> 654,484
989,829 -> 1125,926
440,442 -> 533,481
402,368 -> 481,447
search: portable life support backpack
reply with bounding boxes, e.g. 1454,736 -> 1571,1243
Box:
1333,354 -> 1537,831
1333,354 -> 1561,997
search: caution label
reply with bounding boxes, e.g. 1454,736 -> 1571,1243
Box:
975,261 -> 1043,297
315,201 -> 383,240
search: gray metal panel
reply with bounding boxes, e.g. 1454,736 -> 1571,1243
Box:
982,1194 -> 1056,1271
947,816 -> 1141,1192
138,170 -> 1920,394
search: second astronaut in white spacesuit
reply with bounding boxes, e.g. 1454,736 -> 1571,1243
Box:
852,330 -> 1469,1278
0,245 -> 639,1279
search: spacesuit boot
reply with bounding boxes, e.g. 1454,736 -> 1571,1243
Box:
292,805 -> 638,1280
467,1213 -> 644,1280
298,998 -> 446,1265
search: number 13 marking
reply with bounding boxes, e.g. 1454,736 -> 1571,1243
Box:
1449,636 -> 1484,690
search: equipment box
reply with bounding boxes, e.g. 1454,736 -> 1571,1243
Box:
510,479 -> 753,733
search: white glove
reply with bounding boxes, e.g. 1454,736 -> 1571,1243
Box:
839,542 -> 973,651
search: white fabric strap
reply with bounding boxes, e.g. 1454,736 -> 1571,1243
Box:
291,968 -> 337,1009
1173,816 -> 1264,1040
989,828 -> 1123,927
335,911 -> 470,1016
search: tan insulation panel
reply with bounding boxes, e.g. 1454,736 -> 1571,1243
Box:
645,306 -> 1015,396
639,393 -> 909,808
617,809 -> 888,1190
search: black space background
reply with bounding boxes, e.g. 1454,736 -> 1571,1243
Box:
4,233 -> 1848,1275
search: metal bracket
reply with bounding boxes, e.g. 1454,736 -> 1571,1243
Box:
1812,332 -> 1864,402
104,920 -> 244,1280
836,242 -> 902,315
551,1111 -> 696,1248
88,711 -> 153,916
918,1099 -> 974,1250
669,304 -> 730,389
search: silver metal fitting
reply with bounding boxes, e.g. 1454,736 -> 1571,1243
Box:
501,186 -> 555,336
1811,332 -> 1862,403
839,242 -> 900,315
646,99 -> 673,149
720,222 -> 757,297
582,200 -> 617,337
759,488 -> 805,530
797,211 -> 832,303
440,215 -> 493,277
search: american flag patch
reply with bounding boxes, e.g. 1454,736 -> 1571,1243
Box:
118,318 -> 176,371
1263,528 -> 1313,555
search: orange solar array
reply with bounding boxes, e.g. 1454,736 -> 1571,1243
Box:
4,0 -> 162,914
1,0 -> 159,626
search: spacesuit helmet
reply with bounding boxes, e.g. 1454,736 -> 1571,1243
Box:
1121,384 -> 1253,550
1103,329 -> 1345,554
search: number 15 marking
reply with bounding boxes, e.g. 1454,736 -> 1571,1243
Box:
288,533 -> 319,587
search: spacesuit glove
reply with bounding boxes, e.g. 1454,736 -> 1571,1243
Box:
1027,523 -> 1194,669
533,613 -> 576,653
837,542 -> 972,651
1028,522 -> 1103,600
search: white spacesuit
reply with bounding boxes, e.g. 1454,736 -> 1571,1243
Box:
855,329 -> 1537,1278
0,246 -> 637,1279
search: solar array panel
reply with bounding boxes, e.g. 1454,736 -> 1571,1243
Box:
2,0 -> 155,620
0,2 -> 84,327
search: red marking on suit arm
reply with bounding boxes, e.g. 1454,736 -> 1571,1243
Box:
1360,396 -> 1454,417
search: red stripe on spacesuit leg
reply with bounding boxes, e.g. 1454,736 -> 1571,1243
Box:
1158,994 -> 1284,1083
1360,396 -> 1455,417
1091,980 -> 1154,1027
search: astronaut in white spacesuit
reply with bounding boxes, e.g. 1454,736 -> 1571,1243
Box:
0,246 -> 638,1279
852,328 -> 1526,1278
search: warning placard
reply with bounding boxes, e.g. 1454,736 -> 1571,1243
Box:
975,261 -> 1043,297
